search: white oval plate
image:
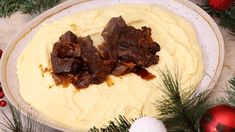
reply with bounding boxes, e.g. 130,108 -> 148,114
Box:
0,0 -> 224,131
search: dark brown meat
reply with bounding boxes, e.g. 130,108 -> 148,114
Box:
51,31 -> 112,88
117,26 -> 160,67
101,16 -> 160,76
72,36 -> 112,88
101,16 -> 127,69
50,16 -> 160,89
51,31 -> 83,74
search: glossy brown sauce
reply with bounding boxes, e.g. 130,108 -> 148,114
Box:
134,67 -> 156,80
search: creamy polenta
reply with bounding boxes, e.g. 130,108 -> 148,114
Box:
17,4 -> 203,130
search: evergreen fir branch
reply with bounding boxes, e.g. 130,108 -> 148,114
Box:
217,76 -> 235,106
155,71 -> 212,132
227,77 -> 235,106
89,115 -> 133,132
0,0 -> 62,18
0,104 -> 50,132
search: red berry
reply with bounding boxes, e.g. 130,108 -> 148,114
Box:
0,100 -> 7,107
0,49 -> 2,59
0,91 -> 4,99
208,0 -> 234,11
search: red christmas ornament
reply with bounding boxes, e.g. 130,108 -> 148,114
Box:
208,0 -> 234,11
200,105 -> 235,132
0,100 -> 7,107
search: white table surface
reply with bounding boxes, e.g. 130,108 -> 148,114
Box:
0,0 -> 234,131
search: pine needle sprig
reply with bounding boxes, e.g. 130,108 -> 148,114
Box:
0,104 -> 54,132
217,76 -> 235,106
227,77 -> 235,106
0,0 -> 62,18
89,115 -> 133,132
156,71 -> 212,132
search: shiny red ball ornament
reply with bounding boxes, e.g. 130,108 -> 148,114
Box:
208,0 -> 234,11
0,100 -> 7,107
200,105 -> 235,132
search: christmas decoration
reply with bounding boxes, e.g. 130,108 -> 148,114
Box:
0,105 -> 47,132
129,116 -> 166,132
154,71 -> 212,131
0,100 -> 7,107
89,115 -> 132,132
208,0 -> 234,10
228,77 -> 235,106
0,0 -> 62,17
200,0 -> 235,36
200,105 -> 235,132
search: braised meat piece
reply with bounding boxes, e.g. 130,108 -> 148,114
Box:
51,31 -> 82,74
101,16 -> 127,62
51,32 -> 111,88
73,36 -> 112,88
51,16 -> 160,89
117,26 -> 160,67
101,16 -> 160,76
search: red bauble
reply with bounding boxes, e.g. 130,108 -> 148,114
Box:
200,105 -> 235,132
208,0 -> 234,11
0,100 -> 7,107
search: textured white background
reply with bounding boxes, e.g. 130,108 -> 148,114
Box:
0,0 -> 234,130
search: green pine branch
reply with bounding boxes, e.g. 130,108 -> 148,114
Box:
199,1 -> 235,36
227,77 -> 235,106
0,104 -> 47,132
0,0 -> 62,18
89,115 -> 133,132
155,71 -> 212,132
